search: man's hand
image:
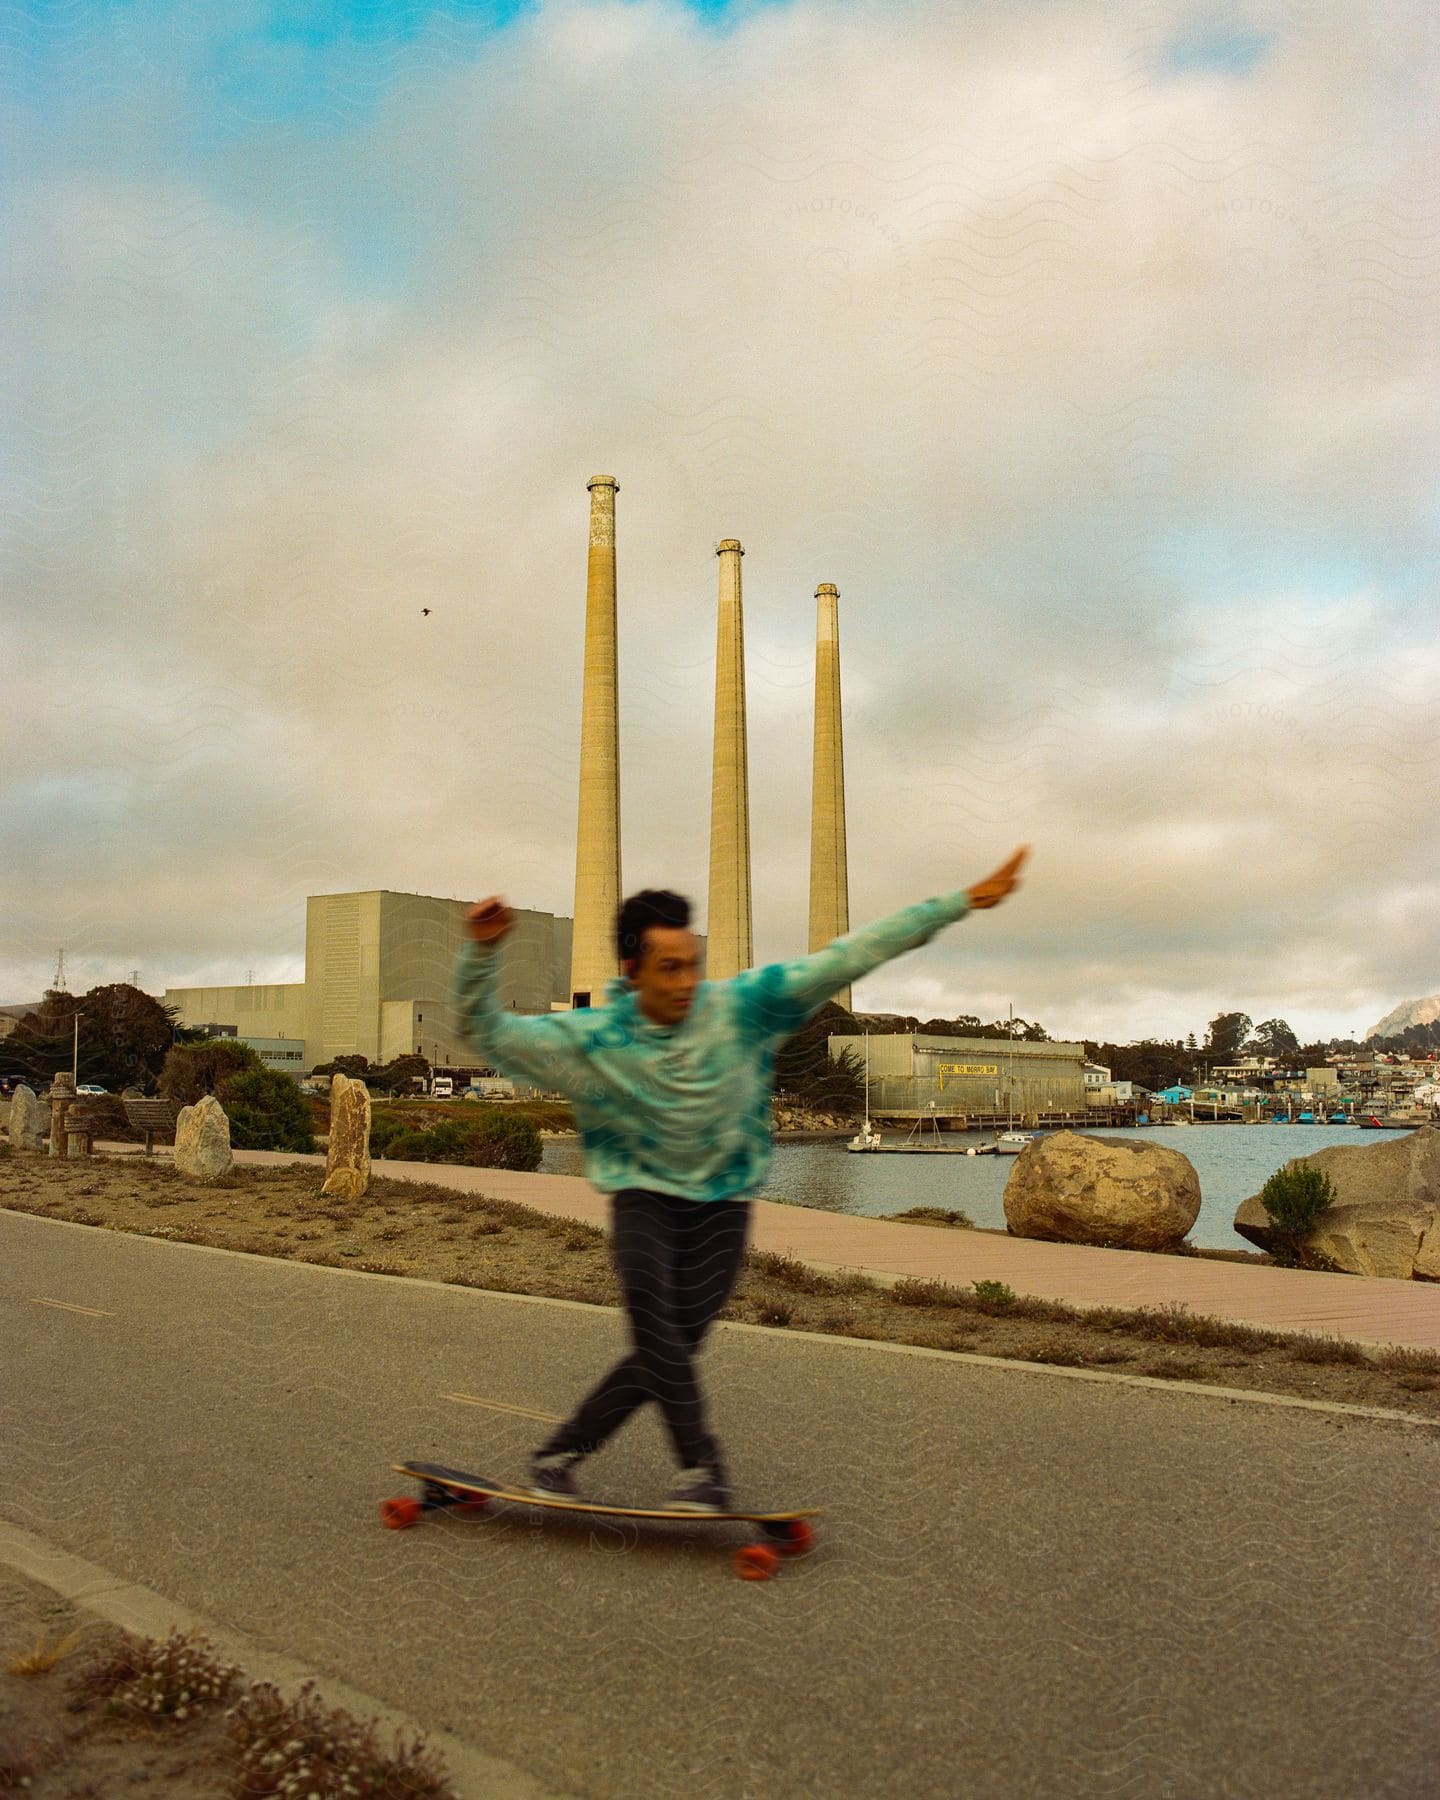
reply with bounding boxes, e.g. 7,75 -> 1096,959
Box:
967,846 -> 1029,910
465,897 -> 515,943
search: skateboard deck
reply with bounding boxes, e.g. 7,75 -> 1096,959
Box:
381,1460 -> 819,1580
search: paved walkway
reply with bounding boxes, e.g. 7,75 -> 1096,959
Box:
204,1146 -> 1440,1352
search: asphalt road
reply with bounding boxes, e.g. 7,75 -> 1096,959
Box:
3,1206 -> 1438,1799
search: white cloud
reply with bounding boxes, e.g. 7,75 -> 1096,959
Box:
3,0 -> 1437,1040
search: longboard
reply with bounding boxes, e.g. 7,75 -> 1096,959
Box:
381,1460 -> 819,1581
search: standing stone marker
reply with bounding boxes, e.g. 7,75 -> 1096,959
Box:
8,1084 -> 45,1151
47,1073 -> 76,1159
321,1072 -> 372,1199
174,1094 -> 234,1179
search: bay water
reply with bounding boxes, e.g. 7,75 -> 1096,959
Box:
540,1122 -> 1412,1253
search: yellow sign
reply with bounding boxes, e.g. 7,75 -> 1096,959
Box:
938,1062 -> 999,1078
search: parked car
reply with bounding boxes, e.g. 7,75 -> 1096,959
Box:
76,1083 -> 108,1096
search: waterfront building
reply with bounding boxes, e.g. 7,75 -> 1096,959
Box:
827,1031 -> 1086,1120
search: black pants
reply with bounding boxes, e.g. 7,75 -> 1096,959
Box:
539,1187 -> 751,1470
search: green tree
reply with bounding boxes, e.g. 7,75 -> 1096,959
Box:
1085,1040 -> 1191,1092
1246,1018 -> 1300,1060
310,1055 -> 371,1080
218,1068 -> 317,1153
0,991 -> 75,1089
771,1001 -> 864,1117
368,1054 -> 430,1096
0,985 -> 192,1093
1204,1012 -> 1252,1060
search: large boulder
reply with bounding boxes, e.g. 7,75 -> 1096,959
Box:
6,1084 -> 45,1152
174,1094 -> 233,1180
1234,1126 -> 1440,1279
1003,1130 -> 1201,1250
321,1072 -> 371,1199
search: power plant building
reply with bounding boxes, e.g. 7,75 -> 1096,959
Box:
827,1032 -> 1086,1120
165,891 -> 574,1076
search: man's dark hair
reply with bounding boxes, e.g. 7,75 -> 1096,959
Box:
615,890 -> 691,971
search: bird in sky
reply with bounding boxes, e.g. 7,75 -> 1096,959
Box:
421,607 -> 431,616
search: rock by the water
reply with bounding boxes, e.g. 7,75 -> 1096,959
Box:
7,1084 -> 45,1151
1003,1130 -> 1201,1250
321,1072 -> 371,1199
174,1094 -> 233,1179
1234,1126 -> 1440,1279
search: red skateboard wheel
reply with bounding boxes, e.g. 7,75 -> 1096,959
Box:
380,1497 -> 422,1530
732,1545 -> 781,1581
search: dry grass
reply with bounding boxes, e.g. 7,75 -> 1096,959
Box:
6,1629 -> 83,1676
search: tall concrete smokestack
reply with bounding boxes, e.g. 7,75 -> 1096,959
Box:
707,538 -> 753,979
568,475 -> 621,1009
808,582 -> 851,1011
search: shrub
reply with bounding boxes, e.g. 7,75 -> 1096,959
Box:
225,1679 -> 456,1797
369,1112 -> 411,1159
159,1039 -> 264,1105
217,1069 -> 317,1154
68,1626 -> 240,1720
893,1278 -> 967,1308
372,1114 -> 542,1171
465,1111 -> 542,1170
1259,1163 -> 1337,1267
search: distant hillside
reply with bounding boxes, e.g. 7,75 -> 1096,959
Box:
1367,993 -> 1440,1040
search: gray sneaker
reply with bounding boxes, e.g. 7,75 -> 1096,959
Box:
527,1452 -> 584,1500
666,1464 -> 734,1515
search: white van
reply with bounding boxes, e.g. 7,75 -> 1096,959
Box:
431,1076 -> 454,1099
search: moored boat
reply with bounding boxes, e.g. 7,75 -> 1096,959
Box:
995,1130 -> 1037,1154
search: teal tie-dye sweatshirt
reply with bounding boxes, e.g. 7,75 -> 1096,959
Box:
450,887 -> 973,1203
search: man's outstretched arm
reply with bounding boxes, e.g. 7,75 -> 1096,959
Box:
731,847 -> 1028,1042
450,898 -> 589,1093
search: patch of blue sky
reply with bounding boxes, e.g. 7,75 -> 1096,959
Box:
1159,20 -> 1270,78
1148,526 -> 1434,643
197,0 -> 787,125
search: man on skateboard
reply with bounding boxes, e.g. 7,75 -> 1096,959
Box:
452,847 -> 1028,1513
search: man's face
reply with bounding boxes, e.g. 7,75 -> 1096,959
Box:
626,926 -> 703,1026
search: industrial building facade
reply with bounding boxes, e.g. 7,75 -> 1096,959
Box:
827,1032 -> 1086,1121
165,891 -> 574,1075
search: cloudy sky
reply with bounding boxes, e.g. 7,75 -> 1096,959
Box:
3,0 -> 1437,1045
